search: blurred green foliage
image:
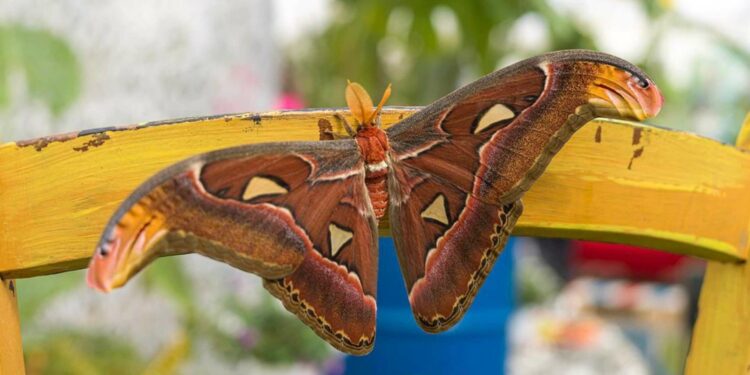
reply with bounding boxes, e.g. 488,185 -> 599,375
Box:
208,295 -> 331,364
25,330 -> 147,375
19,258 -> 330,372
140,257 -> 330,365
0,24 -> 81,115
18,270 -> 83,322
141,257 -> 196,315
289,1 -> 594,108
18,269 -> 170,375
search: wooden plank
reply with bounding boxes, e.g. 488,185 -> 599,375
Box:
516,117 -> 750,262
685,113 -> 750,374
0,278 -> 26,374
1,109 -> 749,278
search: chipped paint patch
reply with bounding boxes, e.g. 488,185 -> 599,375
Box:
627,146 -> 644,169
17,132 -> 79,152
11,108 -> 420,152
632,128 -> 642,145
595,126 -> 602,143
318,119 -> 334,141
73,133 -> 111,152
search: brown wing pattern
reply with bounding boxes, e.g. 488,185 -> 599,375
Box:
198,142 -> 379,354
389,163 -> 523,331
87,140 -> 379,354
88,49 -> 663,355
386,50 -> 662,332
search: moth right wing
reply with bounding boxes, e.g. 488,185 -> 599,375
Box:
385,50 -> 663,332
87,139 -> 380,354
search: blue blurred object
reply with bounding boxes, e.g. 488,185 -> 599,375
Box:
344,236 -> 516,374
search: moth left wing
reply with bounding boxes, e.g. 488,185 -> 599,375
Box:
87,140 -> 378,356
204,143 -> 380,355
388,163 -> 522,331
386,50 -> 663,332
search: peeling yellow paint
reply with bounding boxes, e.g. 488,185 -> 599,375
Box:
0,107 -> 748,370
1,108 -> 750,279
686,112 -> 750,374
0,279 -> 25,374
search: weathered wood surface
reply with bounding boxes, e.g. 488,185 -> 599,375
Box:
1,108 -> 749,279
685,113 -> 750,374
0,278 -> 25,374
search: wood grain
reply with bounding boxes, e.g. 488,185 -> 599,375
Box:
685,113 -> 750,374
0,108 -> 749,278
0,278 -> 25,374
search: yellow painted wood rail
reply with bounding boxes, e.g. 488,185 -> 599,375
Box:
0,108 -> 749,372
0,278 -> 25,374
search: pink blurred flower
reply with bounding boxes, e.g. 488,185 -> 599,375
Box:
274,93 -> 305,110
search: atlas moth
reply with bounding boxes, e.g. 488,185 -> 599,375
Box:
87,50 -> 662,355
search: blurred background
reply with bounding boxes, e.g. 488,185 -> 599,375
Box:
1,0 -> 748,374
